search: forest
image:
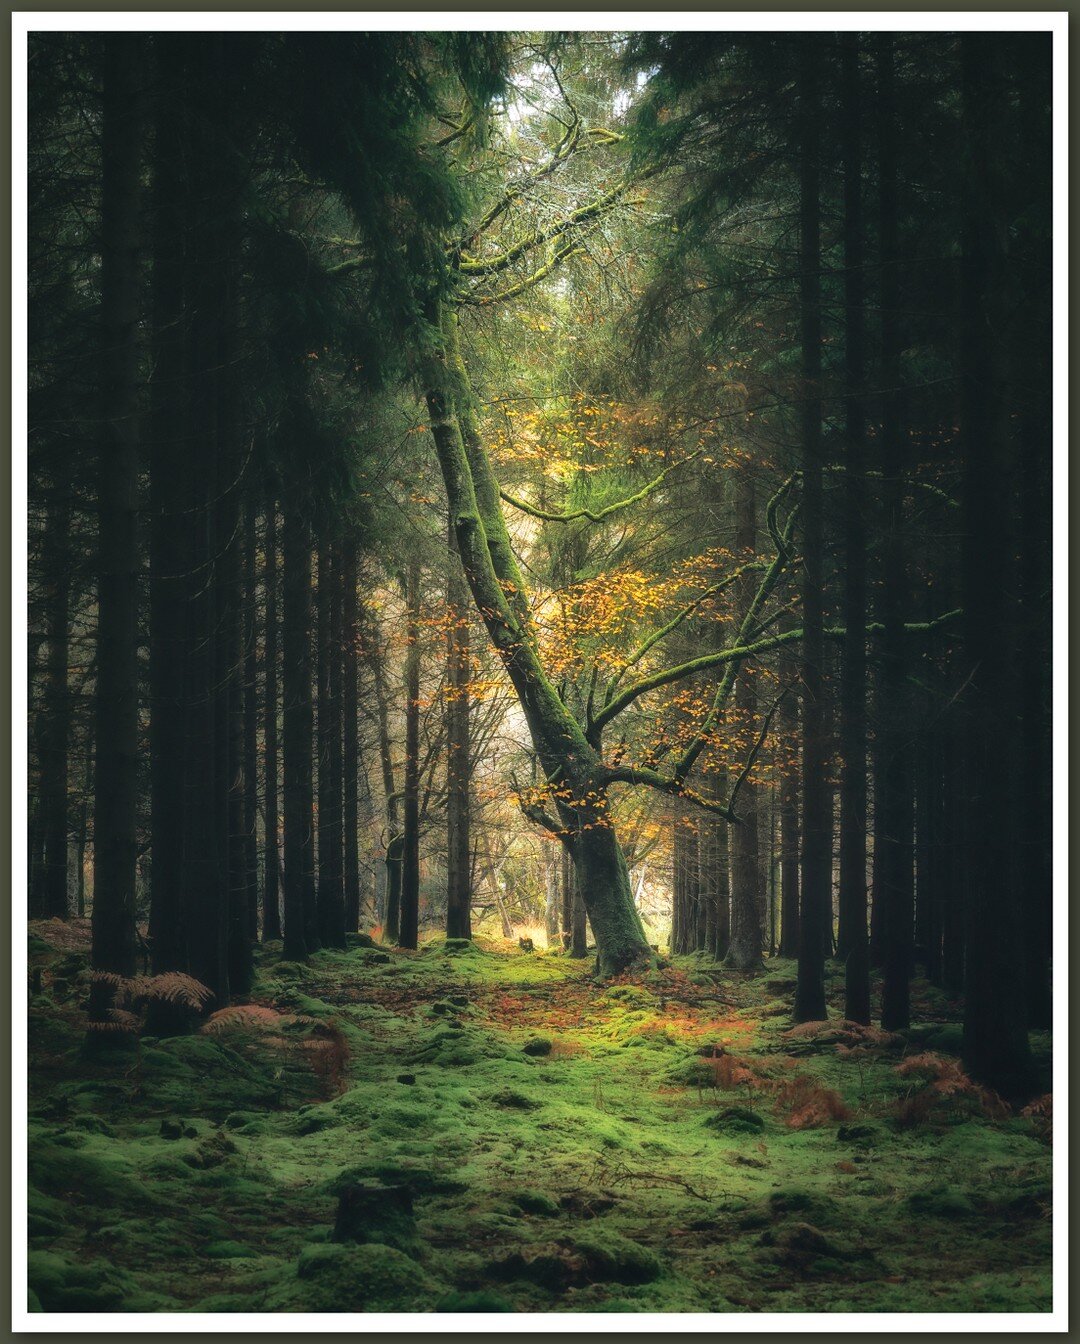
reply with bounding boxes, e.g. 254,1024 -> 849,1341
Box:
24,28 -> 1054,1319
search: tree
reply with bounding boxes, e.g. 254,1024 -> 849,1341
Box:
445,518 -> 473,940
836,34 -> 871,1024
90,35 -> 144,994
958,34 -> 1033,1095
792,39 -> 830,1024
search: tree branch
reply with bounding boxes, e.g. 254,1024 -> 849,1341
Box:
500,449 -> 702,525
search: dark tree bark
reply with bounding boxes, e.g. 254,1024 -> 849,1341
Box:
836,35 -> 870,1001
35,478 -> 72,920
91,34 -> 144,989
243,488 -> 260,940
369,625 -> 402,944
147,48 -> 190,974
316,543 -> 346,948
711,806 -> 731,961
560,844 -> 572,952
1014,42 -> 1053,1032
569,848 -> 587,958
281,502 -> 314,962
445,519 -> 473,940
959,34 -> 1033,1095
876,35 -> 914,1032
793,40 -> 830,1023
726,473 -> 763,971
399,563 -> 422,950
341,544 -> 362,934
262,496 -> 282,940
777,690 -> 800,958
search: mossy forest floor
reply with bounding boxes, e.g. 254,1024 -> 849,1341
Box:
27,920 -> 1052,1315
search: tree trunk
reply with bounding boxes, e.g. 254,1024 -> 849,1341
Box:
399,563 -> 422,949
281,502 -> 314,962
36,478 -> 72,920
959,34 -> 1033,1095
369,628 -> 401,944
341,545 -> 361,934
147,51 -> 190,973
243,488 -> 260,940
543,841 -> 560,948
445,518 -> 472,940
262,495 -> 282,940
422,301 -> 655,975
777,693 -> 800,958
712,808 -> 731,961
91,34 -> 143,991
876,35 -> 913,1032
836,35 -> 870,999
793,41 -> 830,1023
316,543 -> 346,948
726,472 -> 763,971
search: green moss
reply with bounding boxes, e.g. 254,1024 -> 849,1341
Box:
571,1230 -> 664,1284
25,936 -> 1052,1314
905,1187 -> 977,1219
283,1242 -> 437,1312
204,1240 -> 259,1259
704,1107 -> 765,1135
437,1288 -> 515,1311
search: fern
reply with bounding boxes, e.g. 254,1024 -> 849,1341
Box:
87,970 -> 214,1032
772,1074 -> 850,1129
893,1051 -> 1009,1124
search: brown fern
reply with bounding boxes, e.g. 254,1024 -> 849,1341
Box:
893,1051 -> 1009,1124
772,1074 -> 850,1129
1021,1093 -> 1053,1143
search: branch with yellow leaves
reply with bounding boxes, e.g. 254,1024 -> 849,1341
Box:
500,448 -> 703,526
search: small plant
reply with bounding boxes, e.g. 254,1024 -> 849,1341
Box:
772,1074 -> 849,1129
86,970 -> 214,1035
201,1004 -> 350,1098
892,1051 -> 1010,1127
1021,1093 -> 1053,1144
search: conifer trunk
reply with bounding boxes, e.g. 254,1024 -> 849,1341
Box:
876,35 -> 913,1032
91,34 -> 143,987
726,473 -> 763,971
36,479 -> 72,920
147,49 -> 189,972
316,544 -> 346,947
445,518 -> 473,939
341,546 -> 361,934
281,502 -> 314,962
959,33 -> 1032,1094
793,40 -> 830,1022
262,497 -> 282,940
399,563 -> 422,950
837,34 -> 870,997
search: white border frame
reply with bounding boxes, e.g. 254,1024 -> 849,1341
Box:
11,10 -> 1068,1334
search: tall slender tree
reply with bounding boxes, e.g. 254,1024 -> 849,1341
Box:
90,34 -> 144,996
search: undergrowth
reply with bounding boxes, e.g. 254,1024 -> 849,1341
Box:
26,924 -> 1052,1315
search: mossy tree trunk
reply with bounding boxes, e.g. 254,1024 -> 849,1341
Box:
422,302 -> 656,976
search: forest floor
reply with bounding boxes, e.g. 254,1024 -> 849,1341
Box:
26,920 -> 1052,1315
